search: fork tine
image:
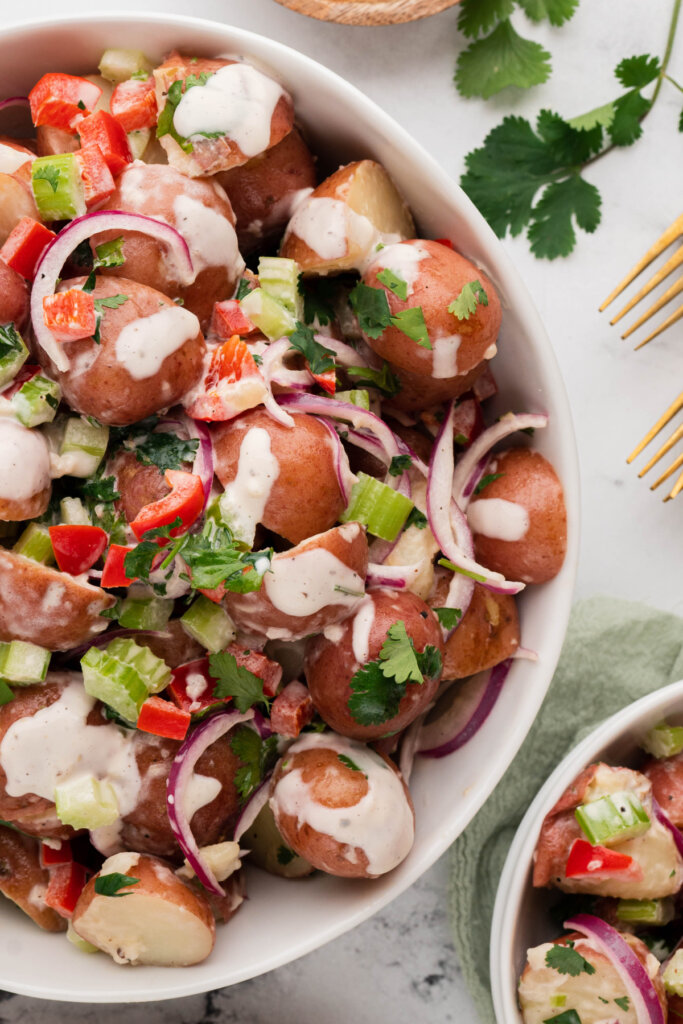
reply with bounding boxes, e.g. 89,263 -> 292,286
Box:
664,467 -> 683,502
621,275 -> 683,339
626,389 -> 683,463
637,422 -> 683,476
633,301 -> 683,350
599,213 -> 683,311
610,245 -> 683,325
650,450 -> 683,491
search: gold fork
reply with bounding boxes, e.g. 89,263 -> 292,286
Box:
600,214 -> 683,501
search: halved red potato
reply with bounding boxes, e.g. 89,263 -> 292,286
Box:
385,358 -> 487,413
305,588 -> 443,741
270,732 -> 414,878
0,826 -> 66,931
0,137 -> 34,177
0,258 -> 30,327
360,240 -> 501,382
153,52 -> 294,177
37,276 -> 206,426
211,407 -> 345,545
0,419 -> 51,521
242,802 -> 314,878
468,447 -> 567,585
217,127 -> 317,254
533,762 -> 683,899
223,522 -> 368,642
518,932 -> 666,1024
0,550 -> 114,651
0,172 -> 39,246
643,752 -> 683,827
428,570 -> 520,680
91,162 -> 245,330
280,160 -> 414,275
72,852 -> 215,966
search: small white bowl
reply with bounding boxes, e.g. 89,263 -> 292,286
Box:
0,12 -> 579,1002
491,677 -> 683,1024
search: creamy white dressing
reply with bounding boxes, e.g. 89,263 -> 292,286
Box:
28,882 -> 48,911
172,193 -> 244,280
264,547 -> 364,618
185,671 -> 209,701
218,426 -> 280,545
467,497 -> 530,542
323,624 -> 345,643
367,241 -> 430,296
431,333 -> 462,379
285,196 -> 401,268
115,305 -> 200,380
351,596 -> 376,664
182,772 -> 222,822
0,419 -> 50,500
173,63 -> 284,157
270,732 -> 414,876
0,142 -> 33,174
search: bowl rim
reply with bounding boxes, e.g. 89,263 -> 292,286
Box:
490,676 -> 683,1024
0,9 -> 580,1001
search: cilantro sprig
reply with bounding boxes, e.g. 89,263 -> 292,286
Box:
230,727 -> 279,800
349,283 -> 431,349
448,281 -> 489,321
94,873 -> 140,898
346,362 -> 402,398
288,321 -> 335,376
111,416 -> 199,473
209,652 -> 270,714
544,942 -> 596,977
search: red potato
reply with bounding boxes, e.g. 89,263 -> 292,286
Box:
468,447 -> 567,585
0,172 -> 39,246
37,276 -> 206,426
153,53 -> 294,177
224,522 -> 368,642
211,407 -> 345,545
643,752 -> 683,827
0,137 -> 35,175
91,162 -> 244,331
360,240 -> 501,383
35,125 -> 79,157
305,588 -> 444,741
216,127 -> 317,254
385,358 -> 487,413
0,550 -> 114,651
109,448 -> 171,523
269,732 -> 415,878
131,618 -> 204,669
72,852 -> 215,966
0,258 -> 30,327
0,826 -> 66,932
0,419 -> 51,522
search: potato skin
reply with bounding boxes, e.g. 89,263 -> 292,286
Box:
305,588 -> 443,740
38,276 -> 206,426
132,618 -> 205,669
0,172 -> 39,246
211,407 -> 345,545
643,753 -> 683,827
0,258 -> 29,326
469,448 -> 567,584
109,448 -> 170,523
0,826 -> 66,932
385,359 -> 486,413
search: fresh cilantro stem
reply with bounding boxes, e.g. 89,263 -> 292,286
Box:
653,0 -> 682,104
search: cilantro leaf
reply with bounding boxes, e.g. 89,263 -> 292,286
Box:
608,88 -> 651,145
94,873 -> 140,897
209,651 -> 269,713
474,472 -> 505,494
542,1012 -> 582,1024
405,507 -> 428,530
111,418 -> 199,473
390,307 -> 431,349
434,607 -> 462,629
124,540 -> 159,585
157,73 -> 213,153
389,454 -> 412,477
614,997 -> 630,1011
0,323 -> 25,362
348,282 -> 392,338
346,362 -> 402,397
299,276 -> 338,327
517,0 -> 579,26
288,321 -> 335,375
455,19 -> 551,99
615,55 -> 660,89
180,525 -> 271,593
527,175 -> 601,258
348,663 -> 407,725
80,475 -> 120,503
457,0 -> 514,39
379,621 -> 424,683
448,280 -> 489,321
377,268 -> 408,301
231,728 -> 278,800
93,237 -> 125,270
338,754 -> 366,774
544,944 -> 596,977
33,165 -> 60,193
277,845 -> 296,865
235,277 -> 252,301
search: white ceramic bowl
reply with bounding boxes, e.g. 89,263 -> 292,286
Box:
491,678 -> 683,1024
0,13 -> 579,1002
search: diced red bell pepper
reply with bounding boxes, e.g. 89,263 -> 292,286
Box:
137,695 -> 191,740
0,218 -> 56,281
472,364 -> 498,403
186,335 -> 267,422
44,861 -> 88,918
210,300 -> 257,340
49,524 -> 108,576
205,335 -> 261,391
309,365 -> 336,395
564,839 -> 642,881
75,145 -> 116,207
40,840 -> 73,869
43,289 -> 96,343
451,395 -> 484,447
130,469 -> 204,541
110,78 -> 158,133
78,111 -> 132,177
270,681 -> 314,738
29,73 -> 102,133
434,237 -> 454,249
101,544 -> 136,588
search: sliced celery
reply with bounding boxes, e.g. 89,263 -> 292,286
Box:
105,638 -> 171,695
239,288 -> 296,340
60,417 -> 110,477
59,497 -> 91,526
13,523 -> 54,565
641,720 -> 683,759
98,48 -> 153,84
31,154 -> 86,222
127,128 -> 151,160
55,775 -> 118,830
0,640 -> 50,684
616,898 -> 674,925
335,389 -> 370,410
11,374 -> 61,427
663,949 -> 683,996
181,596 -> 236,653
66,921 -> 99,954
118,595 -> 173,631
549,995 -> 567,1009
82,646 -> 150,722
257,257 -> 303,319
575,790 -> 650,846
0,324 -> 28,388
340,472 -> 414,542
0,681 -> 14,706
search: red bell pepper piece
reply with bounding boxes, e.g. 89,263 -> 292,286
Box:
564,839 -> 642,880
110,78 -> 158,132
101,544 -> 136,588
130,469 -> 204,541
0,218 -> 56,281
40,840 -> 73,869
44,861 -> 88,918
137,696 -> 191,741
49,525 -> 108,576
78,111 -> 132,177
452,395 -> 484,448
434,237 -> 454,249
185,335 -> 267,422
43,289 -> 96,343
169,647 -> 282,715
210,300 -> 257,340
309,365 -> 336,395
270,681 -> 314,738
29,73 -> 102,133
75,145 -> 116,207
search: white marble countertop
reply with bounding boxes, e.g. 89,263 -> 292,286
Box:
0,0 -> 681,1019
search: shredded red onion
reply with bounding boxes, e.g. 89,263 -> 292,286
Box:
167,708 -> 254,896
0,96 -> 30,114
31,211 -> 194,373
510,646 -> 539,662
366,561 -> 424,589
564,914 -> 666,1024
453,412 -> 549,509
320,336 -> 367,368
251,709 -> 273,740
343,427 -> 390,467
188,419 -> 214,511
652,800 -> 683,860
261,337 -> 312,391
277,393 -> 401,461
319,417 -> 356,505
233,777 -> 272,843
418,660 -> 512,758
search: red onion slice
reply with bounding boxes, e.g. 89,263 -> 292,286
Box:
320,336 -> 368,368
233,776 -> 272,844
343,427 -> 390,467
418,660 -> 512,758
366,561 -> 424,590
277,393 -> 401,461
0,96 -> 30,113
167,708 -> 254,895
251,709 -> 273,740
31,211 -> 194,373
188,419 -> 214,511
564,914 -> 666,1024
652,799 -> 683,860
261,337 -> 312,390
453,412 -> 549,509
319,417 -> 356,505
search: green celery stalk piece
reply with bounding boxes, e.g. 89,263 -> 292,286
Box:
240,288 -> 296,340
11,375 -> 61,428
0,640 -> 50,683
181,596 -> 236,653
31,154 -> 86,222
616,898 -> 674,925
12,523 -> 54,565
575,789 -> 650,846
641,721 -> 683,759
340,472 -> 414,542
81,647 -> 149,723
55,775 -> 118,830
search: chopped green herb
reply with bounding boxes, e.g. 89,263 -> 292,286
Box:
230,727 -> 279,801
299,275 -> 338,326
94,872 -> 140,897
346,361 -> 402,397
542,1012 -> 582,1024
111,417 -> 198,472
544,944 -> 596,977
94,237 -> 126,270
434,607 -> 462,630
338,754 -> 365,774
349,282 -> 391,338
448,280 -> 489,320
209,651 -> 269,713
474,472 -> 504,494
235,277 -> 252,301
405,507 -> 428,530
33,165 -> 60,193
377,268 -> 408,301
614,997 -> 630,1011
388,454 -> 413,477
252,352 -> 263,366
94,294 -> 129,313
390,307 -> 431,349
277,845 -> 296,865
288,321 -> 335,375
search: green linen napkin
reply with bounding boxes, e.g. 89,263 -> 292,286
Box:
449,595 -> 683,1024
